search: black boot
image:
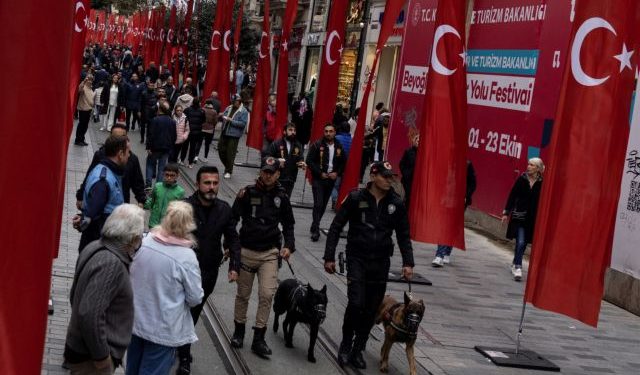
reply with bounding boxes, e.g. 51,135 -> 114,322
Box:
251,326 -> 272,358
337,338 -> 352,367
230,321 -> 245,348
176,354 -> 192,375
349,338 -> 367,369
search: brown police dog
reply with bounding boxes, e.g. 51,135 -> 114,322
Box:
375,292 -> 425,375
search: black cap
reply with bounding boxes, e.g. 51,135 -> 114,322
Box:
231,93 -> 242,102
370,161 -> 395,177
261,156 -> 280,172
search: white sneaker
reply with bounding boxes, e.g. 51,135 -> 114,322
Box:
200,157 -> 208,163
432,256 -> 444,267
443,255 -> 451,264
194,156 -> 199,162
512,266 -> 522,281
99,127 -> 106,131
224,172 -> 231,179
178,161 -> 184,166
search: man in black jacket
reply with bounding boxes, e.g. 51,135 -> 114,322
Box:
124,73 -> 144,131
265,123 -> 306,197
177,166 -> 241,374
229,156 -> 295,359
324,161 -> 414,369
145,101 -> 176,187
75,125 -> 146,209
306,123 -> 346,241
140,81 -> 158,144
399,134 -> 419,210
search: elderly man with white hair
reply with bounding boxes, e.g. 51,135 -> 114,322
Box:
64,204 -> 145,375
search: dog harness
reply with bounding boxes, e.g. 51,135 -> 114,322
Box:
382,303 -> 419,342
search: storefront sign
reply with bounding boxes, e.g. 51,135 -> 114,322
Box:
612,80 -> 640,278
386,0 -> 438,171
307,32 -> 322,46
464,0 -> 572,215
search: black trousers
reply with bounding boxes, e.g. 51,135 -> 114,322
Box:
360,147 -> 375,181
139,117 -> 150,142
342,256 -> 389,350
311,178 -> 335,231
75,110 -> 92,144
177,269 -> 219,360
202,132 -> 214,158
125,108 -> 140,131
78,216 -> 106,252
187,132 -> 204,164
279,179 -> 295,198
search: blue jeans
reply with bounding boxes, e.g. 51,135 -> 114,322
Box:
436,245 -> 452,258
331,176 -> 343,204
125,335 -> 175,375
512,225 -> 527,268
145,151 -> 169,187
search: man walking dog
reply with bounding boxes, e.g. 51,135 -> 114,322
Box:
323,161 -> 414,369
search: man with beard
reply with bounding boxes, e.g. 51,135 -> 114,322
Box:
323,161 -> 414,369
306,123 -> 346,241
178,166 -> 241,374
266,123 -> 306,197
229,157 -> 295,359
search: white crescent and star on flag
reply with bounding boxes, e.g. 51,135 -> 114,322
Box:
74,1 -> 88,33
223,30 -> 232,52
430,24 -> 466,76
259,31 -> 269,59
325,30 -> 343,66
210,30 -> 221,50
571,17 -> 635,87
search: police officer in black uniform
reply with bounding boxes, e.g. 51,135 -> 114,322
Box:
306,123 -> 346,241
230,156 -> 296,358
266,122 -> 306,197
323,161 -> 414,369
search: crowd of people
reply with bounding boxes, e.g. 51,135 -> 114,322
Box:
64,43 -> 545,375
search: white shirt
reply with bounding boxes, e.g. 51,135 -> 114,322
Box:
327,143 -> 335,173
285,140 -> 292,154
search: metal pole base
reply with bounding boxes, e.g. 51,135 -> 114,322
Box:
387,270 -> 432,286
233,162 -> 260,169
290,201 -> 314,209
475,346 -> 560,371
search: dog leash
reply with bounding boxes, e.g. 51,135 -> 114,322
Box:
285,259 -> 298,280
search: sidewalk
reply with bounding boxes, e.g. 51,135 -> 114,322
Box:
43,122 -> 640,375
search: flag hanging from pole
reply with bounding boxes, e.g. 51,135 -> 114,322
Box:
336,0 -> 406,209
203,0 -> 231,102
233,0 -> 245,88
246,0 -> 271,151
524,0 -> 640,327
309,0 -> 349,143
274,0 -> 299,135
408,0 -> 468,250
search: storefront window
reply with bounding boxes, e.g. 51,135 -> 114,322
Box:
337,49 -> 357,106
303,47 -> 320,102
311,0 -> 328,32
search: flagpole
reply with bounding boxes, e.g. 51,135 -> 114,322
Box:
515,300 -> 527,355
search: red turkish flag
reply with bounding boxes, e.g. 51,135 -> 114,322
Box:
337,0 -> 406,208
309,0 -> 349,143
164,5 -> 177,67
246,0 -> 271,151
204,0 -> 232,104
0,1 -> 76,373
524,0 -> 640,327
233,0 -> 245,86
274,0 -> 299,137
409,0 -> 468,250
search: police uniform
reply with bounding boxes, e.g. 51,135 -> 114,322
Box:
324,161 -> 414,367
266,137 -> 304,197
231,157 -> 296,357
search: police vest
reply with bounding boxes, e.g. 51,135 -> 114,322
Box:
83,164 -> 124,215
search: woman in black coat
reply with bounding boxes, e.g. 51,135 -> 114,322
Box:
501,157 -> 545,281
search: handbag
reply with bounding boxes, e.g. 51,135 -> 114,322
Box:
116,109 -> 126,125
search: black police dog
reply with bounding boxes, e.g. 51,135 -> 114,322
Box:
273,279 -> 328,363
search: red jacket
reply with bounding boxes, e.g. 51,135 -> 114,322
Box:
265,107 -> 280,142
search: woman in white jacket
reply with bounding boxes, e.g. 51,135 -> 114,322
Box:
126,201 -> 203,375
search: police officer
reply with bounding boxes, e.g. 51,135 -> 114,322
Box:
266,122 -> 306,197
230,156 -> 296,358
323,161 -> 414,369
306,123 -> 346,241
73,135 -> 130,252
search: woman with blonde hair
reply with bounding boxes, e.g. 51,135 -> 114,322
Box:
126,201 -> 203,375
501,157 -> 545,281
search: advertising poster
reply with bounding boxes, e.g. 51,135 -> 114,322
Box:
612,80 -> 640,278
466,0 -> 573,215
386,0 -> 438,171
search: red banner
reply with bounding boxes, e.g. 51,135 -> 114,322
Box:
409,0 -> 468,249
0,1 -> 76,373
387,0 -> 438,171
337,0 -> 407,208
525,0 -> 640,327
309,0 -> 349,143
165,5 -> 177,67
204,0 -> 232,103
233,0 -> 245,86
275,0 -> 299,137
247,0 -> 271,151
183,0 -> 195,80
